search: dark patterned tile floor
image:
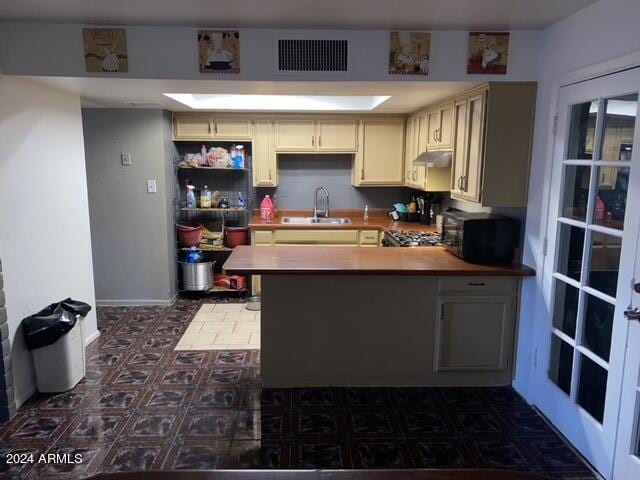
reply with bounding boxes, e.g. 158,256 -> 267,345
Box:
0,298 -> 599,479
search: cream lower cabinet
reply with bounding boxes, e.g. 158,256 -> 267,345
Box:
252,120 -> 277,187
434,277 -> 517,378
353,117 -> 405,186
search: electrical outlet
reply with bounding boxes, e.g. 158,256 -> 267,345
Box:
121,152 -> 132,166
146,180 -> 157,193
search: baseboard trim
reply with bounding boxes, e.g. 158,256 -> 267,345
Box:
84,329 -> 100,347
15,384 -> 37,410
96,298 -> 175,307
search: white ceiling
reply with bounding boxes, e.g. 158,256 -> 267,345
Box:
0,0 -> 597,30
24,77 -> 480,114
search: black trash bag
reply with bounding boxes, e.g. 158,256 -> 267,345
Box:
59,298 -> 92,317
22,304 -> 77,351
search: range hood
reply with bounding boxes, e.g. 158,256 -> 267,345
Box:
415,150 -> 452,168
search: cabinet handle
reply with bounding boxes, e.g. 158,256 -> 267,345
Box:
214,122 -> 218,135
312,135 -> 315,147
269,169 -> 272,180
457,176 -> 463,190
440,303 -> 444,320
361,168 -> 365,180
468,282 -> 486,286
318,136 -> 322,147
462,175 -> 467,191
208,122 -> 212,134
437,128 -> 442,142
413,171 -> 416,181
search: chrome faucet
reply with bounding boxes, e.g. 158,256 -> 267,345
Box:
313,186 -> 330,218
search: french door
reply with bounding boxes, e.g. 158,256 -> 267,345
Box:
534,67 -> 640,479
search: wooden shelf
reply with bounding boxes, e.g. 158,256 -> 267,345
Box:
179,246 -> 233,252
181,208 -> 247,212
178,166 -> 249,171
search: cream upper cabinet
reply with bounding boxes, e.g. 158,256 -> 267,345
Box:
459,93 -> 486,204
274,118 -> 316,151
405,116 -> 419,188
427,103 -> 454,150
416,111 -> 429,156
316,119 -> 358,152
212,117 -> 252,139
353,117 -> 405,186
451,99 -> 468,196
252,120 -> 277,187
449,83 -> 536,207
173,113 -> 214,139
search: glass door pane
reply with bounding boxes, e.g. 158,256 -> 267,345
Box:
549,91 -> 636,426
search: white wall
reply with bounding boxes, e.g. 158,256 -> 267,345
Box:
514,0 -> 640,399
0,75 -> 97,407
0,24 -> 539,82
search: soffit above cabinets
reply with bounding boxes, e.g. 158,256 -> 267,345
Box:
0,0 -> 597,30
24,77 -> 480,114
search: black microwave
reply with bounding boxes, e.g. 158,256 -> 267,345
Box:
441,211 -> 519,262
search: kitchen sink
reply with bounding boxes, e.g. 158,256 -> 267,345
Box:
281,217 -> 352,225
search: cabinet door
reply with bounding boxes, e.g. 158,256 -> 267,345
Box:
416,112 -> 429,155
461,93 -> 486,203
405,117 -> 418,187
316,119 -> 358,152
274,119 -> 316,151
426,109 -> 441,149
173,113 -> 214,140
252,120 -> 277,187
435,295 -> 515,372
213,117 -> 252,139
438,103 -> 454,149
451,100 -> 467,198
355,118 -> 405,186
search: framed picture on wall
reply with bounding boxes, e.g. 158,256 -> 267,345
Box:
389,32 -> 431,75
198,30 -> 240,73
467,32 -> 509,74
83,28 -> 129,73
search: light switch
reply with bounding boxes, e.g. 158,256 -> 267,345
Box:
146,180 -> 157,193
121,152 -> 132,166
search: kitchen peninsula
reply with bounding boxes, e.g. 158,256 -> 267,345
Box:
224,243 -> 534,388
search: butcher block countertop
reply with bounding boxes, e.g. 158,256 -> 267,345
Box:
223,246 -> 536,276
248,210 -> 438,233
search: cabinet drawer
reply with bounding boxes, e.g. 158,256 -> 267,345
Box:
273,229 -> 359,245
359,230 -> 380,245
253,230 -> 274,245
437,277 -> 517,295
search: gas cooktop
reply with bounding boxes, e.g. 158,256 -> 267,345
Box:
383,230 -> 441,247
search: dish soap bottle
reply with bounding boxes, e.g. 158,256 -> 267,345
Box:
201,185 -> 212,208
260,195 -> 275,222
364,205 -> 369,221
186,185 -> 196,208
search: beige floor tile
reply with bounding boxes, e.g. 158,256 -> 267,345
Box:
233,321 -> 260,333
174,345 -> 191,351
200,321 -> 235,333
185,321 -> 205,334
213,331 -> 251,345
213,303 -> 246,313
225,311 -> 257,323
226,344 -> 259,350
194,311 -> 227,323
198,304 -> 217,313
179,332 -> 217,346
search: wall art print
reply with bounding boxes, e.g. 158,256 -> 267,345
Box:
467,32 -> 509,75
389,32 -> 431,75
83,28 -> 128,73
198,30 -> 240,73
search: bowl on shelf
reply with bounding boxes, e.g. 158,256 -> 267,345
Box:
224,227 -> 249,248
177,224 -> 203,247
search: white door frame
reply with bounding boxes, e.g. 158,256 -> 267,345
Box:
528,51 -> 640,480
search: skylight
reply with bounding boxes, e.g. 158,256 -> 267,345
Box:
163,94 -> 390,111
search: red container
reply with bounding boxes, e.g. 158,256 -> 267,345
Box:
225,227 -> 249,248
177,224 -> 202,247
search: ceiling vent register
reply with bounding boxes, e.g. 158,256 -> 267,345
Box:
277,39 -> 348,72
